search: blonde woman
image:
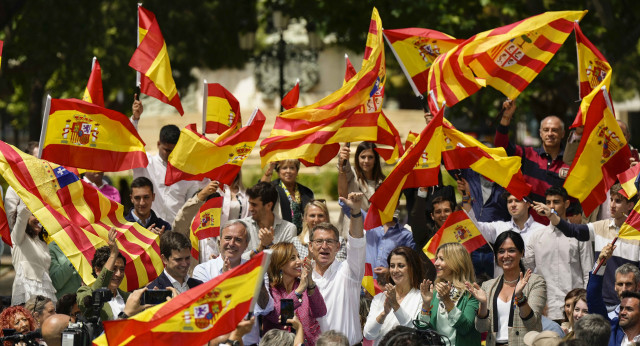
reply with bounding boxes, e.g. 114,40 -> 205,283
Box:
420,242 -> 480,345
562,291 -> 588,340
293,200 -> 346,261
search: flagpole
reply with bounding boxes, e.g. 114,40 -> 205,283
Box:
37,95 -> 52,159
248,250 -> 272,313
135,3 -> 142,88
91,56 -> 97,71
601,86 -> 615,115
246,108 -> 258,127
202,80 -> 208,135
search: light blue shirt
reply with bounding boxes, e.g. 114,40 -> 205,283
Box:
365,220 -> 415,278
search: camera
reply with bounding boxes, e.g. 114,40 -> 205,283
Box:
61,288 -> 113,346
0,328 -> 42,345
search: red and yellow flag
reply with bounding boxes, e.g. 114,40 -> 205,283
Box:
441,124 -> 531,199
281,80 -> 300,110
191,197 -> 223,240
166,110 -> 266,186
99,252 -> 269,345
260,8 -> 385,166
41,98 -> 148,172
362,263 -> 383,297
0,141 -> 162,290
129,5 -> 184,115
618,200 -> 640,241
344,54 -> 357,83
0,40 -> 3,69
383,28 -> 463,95
83,57 -> 104,107
564,86 -> 630,216
617,164 -> 640,199
364,108 -> 444,229
0,197 -> 11,247
204,83 -> 241,135
423,210 -> 487,261
571,21 -> 612,128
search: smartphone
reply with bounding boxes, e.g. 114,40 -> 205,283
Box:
280,299 -> 294,325
141,289 -> 172,305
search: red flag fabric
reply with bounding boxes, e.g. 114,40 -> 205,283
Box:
129,5 -> 184,115
617,164 -> 640,199
0,197 -> 11,247
423,210 -> 487,261
281,80 -> 300,110
83,57 -> 104,107
205,83 -> 241,135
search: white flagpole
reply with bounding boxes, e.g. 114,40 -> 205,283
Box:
91,56 -> 97,71
383,31 -> 421,97
135,3 -> 142,88
37,95 -> 52,159
202,80 -> 208,135
246,108 -> 258,127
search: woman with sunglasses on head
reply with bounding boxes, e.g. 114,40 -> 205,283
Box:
363,246 -> 423,345
336,142 -> 385,237
11,203 -> 57,306
264,242 -> 327,346
261,159 -> 314,234
420,242 -> 481,345
466,231 -> 546,346
24,295 -> 55,328
293,200 -> 346,262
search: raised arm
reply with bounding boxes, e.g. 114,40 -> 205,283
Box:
340,192 -> 364,239
587,243 -> 615,321
337,144 -> 353,199
532,201 -> 592,241
494,99 -> 522,156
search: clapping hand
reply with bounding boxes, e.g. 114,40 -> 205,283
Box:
465,281 -> 487,305
420,279 -> 434,306
514,269 -> 532,298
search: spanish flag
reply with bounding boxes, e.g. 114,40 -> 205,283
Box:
564,85 -> 630,216
281,79 -> 300,110
364,107 -> 444,230
40,97 -> 148,172
0,141 -> 163,291
618,200 -> 640,241
362,263 -> 383,297
260,8 -> 385,167
99,252 -> 270,345
129,5 -> 184,115
617,164 -> 640,199
572,21 -> 612,128
204,83 -> 241,135
83,57 -> 104,107
191,197 -> 223,240
423,210 -> 486,261
383,28 -> 463,95
441,123 -> 531,200
0,197 -> 11,247
166,110 -> 266,186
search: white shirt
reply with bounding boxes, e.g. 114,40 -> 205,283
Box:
163,269 -> 189,294
363,288 -> 422,345
523,224 -> 593,320
240,216 -> 297,260
107,291 -> 125,321
192,255 -> 248,283
495,297 -> 511,342
314,235 -> 366,345
133,154 -> 206,225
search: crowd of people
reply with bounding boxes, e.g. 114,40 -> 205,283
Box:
0,96 -> 638,346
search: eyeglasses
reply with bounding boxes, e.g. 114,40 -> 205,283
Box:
311,239 -> 339,246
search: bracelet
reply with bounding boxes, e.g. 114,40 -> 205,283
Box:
351,211 -> 362,218
462,195 -> 472,203
514,294 -> 528,307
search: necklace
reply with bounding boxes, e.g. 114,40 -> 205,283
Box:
504,277 -> 519,284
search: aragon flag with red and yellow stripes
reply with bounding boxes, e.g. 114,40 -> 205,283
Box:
166,110 -> 266,186
97,252 -> 270,346
0,141 -> 163,291
260,8 -> 385,167
423,210 -> 486,261
41,97 -> 148,172
129,5 -> 184,115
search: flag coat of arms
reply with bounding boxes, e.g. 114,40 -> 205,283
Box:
423,210 -> 486,261
0,141 -> 162,290
41,98 -> 148,172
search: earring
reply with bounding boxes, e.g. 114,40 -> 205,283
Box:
279,270 -> 283,280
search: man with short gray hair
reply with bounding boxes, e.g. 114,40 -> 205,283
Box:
315,330 -> 349,346
573,314 -> 611,345
193,220 -> 250,282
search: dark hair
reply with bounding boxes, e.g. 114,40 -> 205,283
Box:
379,325 -> 422,346
23,141 -> 39,156
563,288 -> 586,322
430,195 -> 454,211
354,142 -> 385,185
545,186 -> 569,202
91,246 -> 126,278
621,291 -> 640,301
160,231 -> 191,259
159,124 -> 180,144
573,314 -> 611,345
56,293 -> 77,315
25,216 -> 47,242
611,183 -> 640,205
131,176 -> 154,194
309,222 -> 339,242
387,247 -> 423,289
493,231 -> 526,273
247,181 -> 278,211
566,202 -> 583,217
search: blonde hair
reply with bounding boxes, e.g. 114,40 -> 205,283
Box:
267,242 -> 298,289
435,243 -> 476,292
275,159 -> 300,173
298,200 -> 330,245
